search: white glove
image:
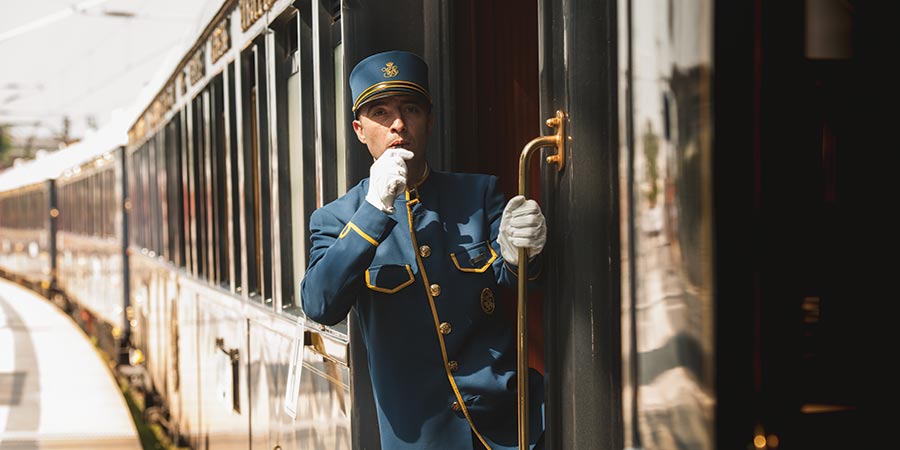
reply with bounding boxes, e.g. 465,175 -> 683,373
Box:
498,195 -> 546,266
366,149 -> 414,214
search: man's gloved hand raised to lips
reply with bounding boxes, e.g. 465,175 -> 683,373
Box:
498,195 -> 546,266
366,148 -> 414,214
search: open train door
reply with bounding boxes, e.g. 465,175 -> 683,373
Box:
343,0 -> 624,448
451,1 -> 624,447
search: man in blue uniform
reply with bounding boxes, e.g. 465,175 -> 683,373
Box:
301,50 -> 546,450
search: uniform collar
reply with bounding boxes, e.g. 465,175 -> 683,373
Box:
408,164 -> 431,190
405,164 -> 431,203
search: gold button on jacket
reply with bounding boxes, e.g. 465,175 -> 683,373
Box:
430,283 -> 441,297
439,321 -> 452,335
419,244 -> 432,258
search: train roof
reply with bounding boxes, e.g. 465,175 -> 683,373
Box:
0,116 -> 127,193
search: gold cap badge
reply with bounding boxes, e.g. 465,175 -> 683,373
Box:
382,62 -> 399,78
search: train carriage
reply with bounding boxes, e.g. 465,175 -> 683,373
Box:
54,145 -> 129,361
123,1 -> 350,447
0,178 -> 53,293
0,0 -> 883,448
0,126 -> 130,358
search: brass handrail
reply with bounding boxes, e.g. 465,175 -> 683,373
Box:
516,110 -> 565,449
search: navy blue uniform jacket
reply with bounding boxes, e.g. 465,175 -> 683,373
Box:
301,170 -> 543,450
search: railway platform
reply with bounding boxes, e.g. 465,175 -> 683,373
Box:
0,278 -> 142,449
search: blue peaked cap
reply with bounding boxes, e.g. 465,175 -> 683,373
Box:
350,50 -> 431,115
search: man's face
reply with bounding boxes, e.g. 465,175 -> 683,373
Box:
352,94 -> 433,167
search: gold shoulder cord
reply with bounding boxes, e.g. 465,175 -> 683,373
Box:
404,190 -> 492,449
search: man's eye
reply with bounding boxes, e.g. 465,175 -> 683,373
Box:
405,105 -> 421,114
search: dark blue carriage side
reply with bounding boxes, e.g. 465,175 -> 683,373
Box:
0,179 -> 54,295
53,146 -> 130,363
121,2 -> 354,447
0,132 -> 131,366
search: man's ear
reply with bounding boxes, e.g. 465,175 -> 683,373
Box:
352,119 -> 366,144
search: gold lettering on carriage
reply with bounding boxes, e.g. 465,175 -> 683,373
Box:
177,72 -> 187,97
382,62 -> 399,78
241,0 -> 278,31
188,50 -> 205,85
211,19 -> 230,63
129,82 -> 175,145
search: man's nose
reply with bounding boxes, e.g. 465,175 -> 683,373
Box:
389,114 -> 406,132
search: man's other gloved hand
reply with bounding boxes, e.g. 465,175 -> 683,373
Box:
498,195 -> 546,266
366,149 -> 414,214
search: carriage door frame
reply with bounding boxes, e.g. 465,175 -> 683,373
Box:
538,0 -> 624,449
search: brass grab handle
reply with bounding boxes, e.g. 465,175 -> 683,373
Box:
516,110 -> 565,450
214,337 -> 241,412
215,337 -> 239,362
302,330 -> 349,369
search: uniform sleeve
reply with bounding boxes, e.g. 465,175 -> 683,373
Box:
486,176 -> 543,288
300,201 -> 398,325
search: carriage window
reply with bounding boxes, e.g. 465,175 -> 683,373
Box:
283,12 -> 307,315
191,94 -> 208,279
108,169 -> 115,238
98,173 -> 105,237
97,174 -> 103,237
186,103 -> 198,274
166,115 -> 185,267
227,61 -> 243,293
154,134 -> 168,258
97,171 -> 103,238
107,169 -> 114,238
86,175 -> 95,237
132,149 -> 145,248
315,12 -> 339,209
68,185 -> 74,233
106,167 -> 119,238
180,109 -> 194,273
140,146 -> 150,249
82,177 -> 90,236
271,6 -> 341,320
106,168 -> 113,239
150,136 -> 163,256
143,145 -> 153,251
106,169 -> 115,239
268,2 -> 349,333
96,173 -> 105,238
270,9 -> 317,316
316,7 -> 347,334
241,46 -> 261,300
333,41 -> 347,197
147,141 -> 155,249
126,154 -> 135,244
98,172 -> 106,238
201,90 -> 217,284
210,75 -> 230,289
131,152 -> 139,246
96,172 -> 104,238
241,40 -> 274,305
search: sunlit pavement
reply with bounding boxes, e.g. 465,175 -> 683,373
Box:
0,278 -> 141,449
